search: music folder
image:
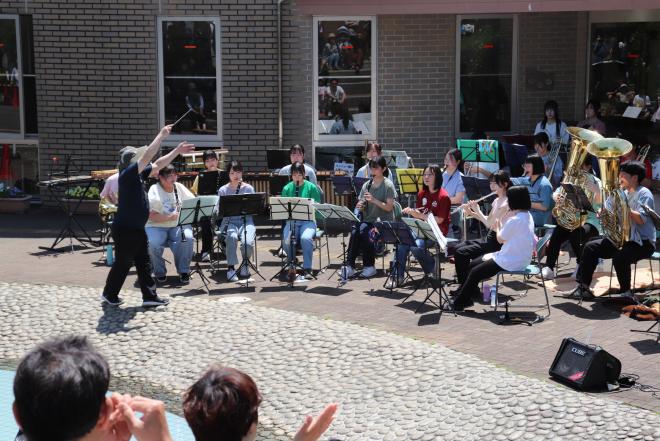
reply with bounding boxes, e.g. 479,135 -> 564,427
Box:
561,183 -> 595,213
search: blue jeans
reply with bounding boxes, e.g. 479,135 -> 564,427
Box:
146,225 -> 194,277
222,217 -> 256,266
283,220 -> 316,270
393,238 -> 435,277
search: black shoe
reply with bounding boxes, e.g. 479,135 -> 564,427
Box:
155,275 -> 167,284
452,297 -> 473,312
561,285 -> 594,300
100,294 -> 123,306
179,273 -> 190,284
142,296 -> 170,307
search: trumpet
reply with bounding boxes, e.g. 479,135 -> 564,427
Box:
451,191 -> 496,215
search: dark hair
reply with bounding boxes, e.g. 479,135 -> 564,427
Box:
290,161 -> 306,176
422,164 -> 443,191
541,100 -> 562,138
289,144 -> 305,156
365,141 -> 382,155
202,150 -> 218,162
585,99 -> 601,116
620,161 -> 646,183
507,185 -> 531,211
582,153 -> 594,168
368,155 -> 388,170
533,132 -> 550,148
525,154 -> 545,176
340,108 -> 353,130
446,148 -> 464,173
158,164 -> 176,177
226,160 -> 243,173
183,366 -> 262,441
13,336 -> 110,441
489,170 -> 512,189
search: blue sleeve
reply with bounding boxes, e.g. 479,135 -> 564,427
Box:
140,164 -> 152,181
637,190 -> 654,224
553,156 -> 563,182
456,173 -> 466,194
540,180 -> 554,209
511,177 -> 527,186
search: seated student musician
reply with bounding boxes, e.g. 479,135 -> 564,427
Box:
191,150 -> 220,262
216,160 -> 256,283
342,156 -> 397,280
442,148 -> 466,239
281,162 -> 321,283
541,154 -> 602,280
453,170 -> 514,286
278,144 -> 318,185
563,161 -> 656,300
386,163 -> 450,288
534,100 -> 570,147
512,155 -> 554,228
13,336 -> 173,441
452,186 -> 536,312
146,165 -> 196,285
534,132 -> 563,188
355,141 -> 393,182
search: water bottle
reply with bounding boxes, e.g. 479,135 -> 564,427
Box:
482,283 -> 491,303
490,286 -> 497,307
105,245 -> 114,266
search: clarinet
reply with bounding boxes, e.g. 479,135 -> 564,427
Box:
357,179 -> 373,222
220,181 -> 242,237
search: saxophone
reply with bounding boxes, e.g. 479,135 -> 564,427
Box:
552,127 -> 603,231
586,138 -> 633,249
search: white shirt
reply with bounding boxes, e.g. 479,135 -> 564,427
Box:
146,182 -> 195,228
464,161 -> 499,180
485,211 -> 535,271
534,121 -> 569,145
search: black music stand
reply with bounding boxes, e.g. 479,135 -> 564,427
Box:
269,195 -> 316,285
269,175 -> 290,196
218,193 -> 267,287
178,196 -> 218,293
267,149 -> 290,171
372,221 -> 416,290
197,170 -> 229,195
314,203 -> 360,282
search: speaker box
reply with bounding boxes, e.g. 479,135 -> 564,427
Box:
549,337 -> 621,391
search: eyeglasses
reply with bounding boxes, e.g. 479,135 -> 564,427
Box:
423,172 -> 435,177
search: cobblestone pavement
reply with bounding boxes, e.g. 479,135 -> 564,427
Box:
0,282 -> 658,441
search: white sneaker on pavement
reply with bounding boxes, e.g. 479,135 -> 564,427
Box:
227,269 -> 239,282
340,265 -> 355,280
239,266 -> 250,278
361,266 -> 377,278
541,266 -> 555,280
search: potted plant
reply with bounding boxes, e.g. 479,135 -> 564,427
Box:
63,185 -> 101,215
0,184 -> 31,214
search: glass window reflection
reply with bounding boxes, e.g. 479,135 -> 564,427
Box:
0,18 -> 21,133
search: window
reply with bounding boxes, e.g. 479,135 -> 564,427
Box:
457,16 -> 516,135
588,21 -> 660,119
158,18 -> 222,142
0,15 -> 37,136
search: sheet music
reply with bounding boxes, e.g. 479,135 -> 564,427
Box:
426,213 -> 447,252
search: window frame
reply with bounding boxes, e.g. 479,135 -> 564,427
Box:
454,14 -> 519,139
312,16 -> 378,162
157,16 -> 223,146
0,14 -> 26,139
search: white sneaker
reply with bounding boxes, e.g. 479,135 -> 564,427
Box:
340,265 -> 355,280
277,248 -> 288,258
227,269 -> 239,282
239,266 -> 250,278
571,264 -> 579,280
384,276 -> 403,290
293,274 -> 309,284
361,266 -> 377,278
541,266 -> 555,280
201,252 -> 210,262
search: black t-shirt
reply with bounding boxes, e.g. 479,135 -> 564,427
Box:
113,162 -> 152,230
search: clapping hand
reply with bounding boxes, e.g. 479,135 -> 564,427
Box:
293,403 -> 338,441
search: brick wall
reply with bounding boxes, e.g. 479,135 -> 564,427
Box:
378,15 -> 456,166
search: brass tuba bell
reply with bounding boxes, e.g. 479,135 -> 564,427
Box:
586,138 -> 633,249
552,127 -> 603,231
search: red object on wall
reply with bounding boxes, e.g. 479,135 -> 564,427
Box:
0,145 -> 13,181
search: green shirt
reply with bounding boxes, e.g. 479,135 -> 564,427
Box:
281,180 -> 321,202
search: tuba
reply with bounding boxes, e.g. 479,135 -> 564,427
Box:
552,127 -> 603,231
586,138 -> 633,249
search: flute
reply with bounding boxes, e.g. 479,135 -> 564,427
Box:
451,191 -> 496,215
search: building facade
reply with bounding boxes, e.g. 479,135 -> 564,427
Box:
0,1 -> 658,192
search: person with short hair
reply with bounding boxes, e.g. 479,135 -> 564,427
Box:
563,161 -> 656,300
13,335 -> 173,441
183,365 -> 337,441
512,155 -> 554,228
533,132 -> 563,188
101,125 -> 193,307
216,160 -> 256,282
281,162 -> 321,283
342,156 -> 397,280
278,144 -> 318,185
578,99 -> 606,134
452,186 -> 536,312
191,150 -> 220,261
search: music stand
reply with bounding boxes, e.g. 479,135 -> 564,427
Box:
178,196 -> 218,293
402,215 -> 455,316
269,196 -> 316,285
374,221 -> 417,290
218,193 -> 267,287
395,168 -> 424,207
197,170 -> 229,195
266,149 -> 290,171
269,175 -> 290,196
314,203 -> 360,282
458,139 -> 499,167
641,203 -> 660,230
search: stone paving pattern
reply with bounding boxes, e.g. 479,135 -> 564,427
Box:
0,281 -> 659,441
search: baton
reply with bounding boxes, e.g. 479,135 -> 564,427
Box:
173,109 -> 193,127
